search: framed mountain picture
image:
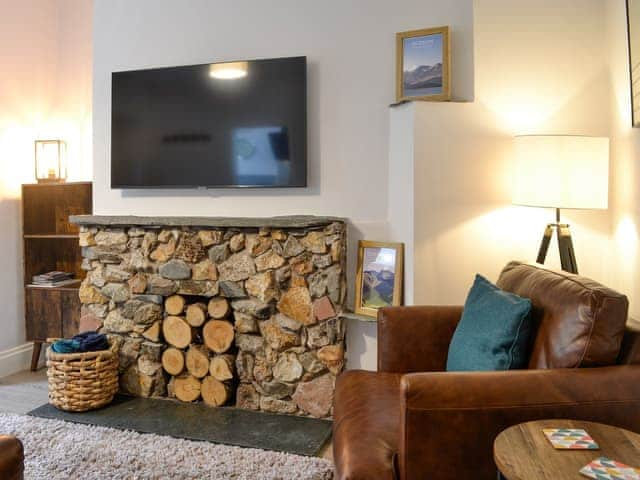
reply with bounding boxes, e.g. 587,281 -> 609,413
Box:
354,240 -> 404,318
396,26 -> 450,102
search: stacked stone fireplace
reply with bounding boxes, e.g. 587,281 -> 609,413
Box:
72,215 -> 346,418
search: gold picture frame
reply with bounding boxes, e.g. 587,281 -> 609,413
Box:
354,240 -> 404,318
396,26 -> 450,102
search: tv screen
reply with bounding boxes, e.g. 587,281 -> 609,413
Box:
111,56 -> 307,188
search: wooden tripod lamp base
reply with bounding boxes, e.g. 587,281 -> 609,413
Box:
535,208 -> 578,274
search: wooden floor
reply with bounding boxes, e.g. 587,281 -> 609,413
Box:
0,369 -> 48,414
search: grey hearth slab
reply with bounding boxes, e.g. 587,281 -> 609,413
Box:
28,395 -> 332,457
69,214 -> 345,229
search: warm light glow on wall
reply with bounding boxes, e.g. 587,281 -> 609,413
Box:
614,216 -> 638,296
39,116 -> 91,181
485,97 -> 556,134
470,205 -> 545,256
615,216 -> 638,259
209,61 -> 248,79
0,125 -> 38,197
0,116 -> 90,197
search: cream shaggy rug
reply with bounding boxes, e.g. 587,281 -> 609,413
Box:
0,413 -> 334,480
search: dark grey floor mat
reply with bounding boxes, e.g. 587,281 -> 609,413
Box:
28,395 -> 332,456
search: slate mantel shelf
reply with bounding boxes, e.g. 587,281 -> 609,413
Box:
69,215 -> 345,229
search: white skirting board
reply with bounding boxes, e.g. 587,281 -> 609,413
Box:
0,343 -> 35,378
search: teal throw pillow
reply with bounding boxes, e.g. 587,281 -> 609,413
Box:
446,274 -> 533,371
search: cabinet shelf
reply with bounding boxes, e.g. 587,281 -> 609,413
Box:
26,283 -> 81,292
24,234 -> 79,239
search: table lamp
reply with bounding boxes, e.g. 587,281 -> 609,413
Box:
35,139 -> 67,184
512,135 -> 609,274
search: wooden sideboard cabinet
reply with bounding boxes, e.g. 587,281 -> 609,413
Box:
22,182 -> 92,370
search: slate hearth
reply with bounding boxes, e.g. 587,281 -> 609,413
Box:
70,215 -> 347,418
29,395 -> 332,456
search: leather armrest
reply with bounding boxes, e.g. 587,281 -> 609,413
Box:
397,366 -> 640,480
377,306 -> 462,373
0,435 -> 24,480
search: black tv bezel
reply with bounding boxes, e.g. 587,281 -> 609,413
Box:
110,56 -> 308,189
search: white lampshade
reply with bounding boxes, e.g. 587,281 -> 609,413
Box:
512,135 -> 609,209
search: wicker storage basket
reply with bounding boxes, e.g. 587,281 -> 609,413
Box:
46,345 -> 119,412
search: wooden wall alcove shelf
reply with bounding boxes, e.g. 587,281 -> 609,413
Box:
22,182 -> 92,370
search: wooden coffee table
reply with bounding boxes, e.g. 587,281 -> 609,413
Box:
494,419 -> 640,479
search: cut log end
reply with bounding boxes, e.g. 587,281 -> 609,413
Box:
162,316 -> 193,349
165,294 -> 186,315
202,320 -> 235,353
172,374 -> 202,402
185,344 -> 210,378
185,302 -> 208,327
142,321 -> 161,342
201,376 -> 231,407
161,347 -> 185,376
209,354 -> 235,381
207,297 -> 230,319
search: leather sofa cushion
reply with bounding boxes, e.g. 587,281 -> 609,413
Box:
496,261 -> 628,369
333,371 -> 401,480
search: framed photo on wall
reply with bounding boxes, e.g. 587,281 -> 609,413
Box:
627,0 -> 640,126
354,241 -> 404,318
396,26 -> 450,102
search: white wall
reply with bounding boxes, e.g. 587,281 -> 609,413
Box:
388,104 -> 416,305
91,0 -> 474,222
0,0 -> 92,373
411,0 -> 612,306
0,1 -> 59,358
606,0 -> 640,320
51,0 -> 94,182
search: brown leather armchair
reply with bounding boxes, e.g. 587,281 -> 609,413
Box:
0,435 -> 24,480
333,262 -> 640,480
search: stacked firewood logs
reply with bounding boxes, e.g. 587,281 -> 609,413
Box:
161,294 -> 236,406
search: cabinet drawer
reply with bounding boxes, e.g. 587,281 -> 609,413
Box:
25,288 -> 62,341
61,289 -> 81,338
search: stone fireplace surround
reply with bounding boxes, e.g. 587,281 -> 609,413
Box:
70,215 -> 347,419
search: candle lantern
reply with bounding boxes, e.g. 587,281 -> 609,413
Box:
35,140 -> 67,184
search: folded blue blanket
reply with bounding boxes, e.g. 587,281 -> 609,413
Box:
51,339 -> 81,353
51,331 -> 109,354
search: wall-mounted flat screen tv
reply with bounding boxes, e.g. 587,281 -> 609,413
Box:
111,56 -> 307,188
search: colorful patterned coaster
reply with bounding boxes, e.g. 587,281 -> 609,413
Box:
543,428 -> 599,449
579,457 -> 640,480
